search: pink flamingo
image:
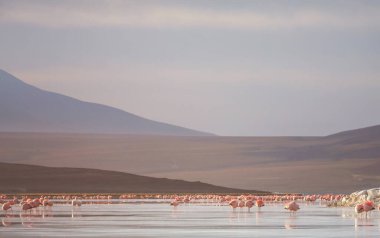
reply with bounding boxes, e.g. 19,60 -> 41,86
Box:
355,201 -> 375,218
362,201 -> 375,218
183,196 -> 191,203
238,200 -> 245,208
355,204 -> 364,215
13,197 -> 19,204
170,200 -> 179,207
245,200 -> 254,211
42,199 -> 53,207
21,203 -> 33,212
30,198 -> 42,208
256,200 -> 265,208
229,199 -> 238,209
284,201 -> 300,213
363,201 -> 375,211
2,202 -> 12,212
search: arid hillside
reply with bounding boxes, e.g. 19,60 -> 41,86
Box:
0,125 -> 379,194
0,162 -> 266,194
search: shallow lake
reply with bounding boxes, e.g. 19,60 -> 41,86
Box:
1,200 -> 379,237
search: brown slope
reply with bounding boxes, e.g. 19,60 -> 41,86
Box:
327,124 -> 380,141
0,162 -> 268,194
0,123 -> 379,194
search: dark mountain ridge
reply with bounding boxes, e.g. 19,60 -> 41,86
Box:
0,162 -> 268,194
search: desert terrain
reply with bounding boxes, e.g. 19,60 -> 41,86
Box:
0,162 -> 265,194
1,125 -> 379,194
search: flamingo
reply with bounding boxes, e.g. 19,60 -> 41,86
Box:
363,201 -> 375,211
229,199 -> 238,209
256,200 -> 265,208
284,201 -> 300,213
42,199 -> 53,207
30,198 -> 42,208
170,200 -> 179,207
21,203 -> 33,212
2,202 -> 12,212
12,197 -> 19,205
362,201 -> 375,218
72,197 -> 82,206
355,204 -> 364,215
355,201 -> 374,218
183,196 -> 191,203
238,200 -> 245,208
245,200 -> 254,211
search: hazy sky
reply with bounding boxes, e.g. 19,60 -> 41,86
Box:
1,0 -> 379,136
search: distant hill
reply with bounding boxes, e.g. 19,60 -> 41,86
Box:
0,162 -> 268,194
0,124 -> 379,194
326,124 -> 380,143
0,69 -> 212,136
0,69 -> 379,194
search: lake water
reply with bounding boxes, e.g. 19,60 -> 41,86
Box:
1,200 -> 379,237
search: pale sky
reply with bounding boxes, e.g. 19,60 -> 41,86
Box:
1,0 -> 379,136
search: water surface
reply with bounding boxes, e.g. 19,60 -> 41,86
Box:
1,200 -> 379,237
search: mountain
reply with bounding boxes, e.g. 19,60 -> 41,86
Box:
0,124 -> 378,194
0,70 -> 379,194
0,69 -> 212,136
0,162 -> 268,194
326,124 -> 380,143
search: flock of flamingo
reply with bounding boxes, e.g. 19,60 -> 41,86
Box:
1,191 -> 379,218
168,193 -> 378,216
